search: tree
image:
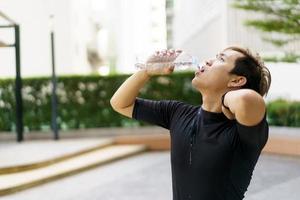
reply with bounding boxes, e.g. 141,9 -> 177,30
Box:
232,0 -> 300,62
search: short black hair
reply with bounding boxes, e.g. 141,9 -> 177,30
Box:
225,46 -> 271,97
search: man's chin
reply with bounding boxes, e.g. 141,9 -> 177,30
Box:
191,78 -> 203,91
192,77 -> 213,92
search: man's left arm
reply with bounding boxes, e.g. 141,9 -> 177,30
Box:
222,89 -> 266,126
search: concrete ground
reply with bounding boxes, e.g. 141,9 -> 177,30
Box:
2,151 -> 300,200
0,138 -> 113,168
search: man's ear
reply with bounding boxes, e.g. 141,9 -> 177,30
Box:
227,76 -> 247,88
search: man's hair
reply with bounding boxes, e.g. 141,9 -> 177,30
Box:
225,46 -> 271,97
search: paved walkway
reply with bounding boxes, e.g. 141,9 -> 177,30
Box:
1,125 -> 299,168
0,138 -> 113,168
2,151 -> 300,200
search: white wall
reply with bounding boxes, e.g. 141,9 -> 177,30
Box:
111,0 -> 167,73
0,0 -> 52,77
173,0 -> 226,62
0,0 -> 168,77
265,63 -> 300,101
0,0 -> 92,78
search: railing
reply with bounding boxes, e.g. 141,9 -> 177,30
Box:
0,11 -> 23,142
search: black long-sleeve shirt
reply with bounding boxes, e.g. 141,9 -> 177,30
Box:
132,98 -> 268,200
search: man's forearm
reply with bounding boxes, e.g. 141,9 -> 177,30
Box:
110,69 -> 150,109
223,89 -> 266,126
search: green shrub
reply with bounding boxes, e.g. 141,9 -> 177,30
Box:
267,99 -> 300,127
1,73 -> 299,132
0,72 -> 200,132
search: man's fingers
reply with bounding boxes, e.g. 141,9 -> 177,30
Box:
169,49 -> 175,54
147,48 -> 182,63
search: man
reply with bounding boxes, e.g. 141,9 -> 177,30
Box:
110,46 -> 271,200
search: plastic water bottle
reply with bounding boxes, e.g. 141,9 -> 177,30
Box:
135,51 -> 199,71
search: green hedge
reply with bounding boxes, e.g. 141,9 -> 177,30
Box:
267,99 -> 300,127
0,72 -> 200,132
1,73 -> 299,132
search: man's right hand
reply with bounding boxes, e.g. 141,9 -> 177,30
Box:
145,49 -> 182,76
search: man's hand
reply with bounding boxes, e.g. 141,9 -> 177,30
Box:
145,49 -> 182,76
222,89 -> 266,126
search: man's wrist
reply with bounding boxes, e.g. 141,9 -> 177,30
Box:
137,69 -> 151,80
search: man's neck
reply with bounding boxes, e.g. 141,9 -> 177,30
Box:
201,93 -> 223,113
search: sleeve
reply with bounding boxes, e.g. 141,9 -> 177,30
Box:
236,112 -> 269,151
132,97 -> 183,130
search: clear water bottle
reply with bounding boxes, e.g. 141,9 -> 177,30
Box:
135,51 -> 199,71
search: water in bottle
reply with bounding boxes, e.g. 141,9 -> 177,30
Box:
135,51 -> 200,71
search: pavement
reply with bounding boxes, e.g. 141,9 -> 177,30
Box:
1,151 -> 299,200
1,138 -> 112,165
0,126 -> 299,199
0,137 -> 148,197
1,126 -> 299,169
0,138 -> 115,169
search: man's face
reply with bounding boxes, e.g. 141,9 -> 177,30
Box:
192,49 -> 245,92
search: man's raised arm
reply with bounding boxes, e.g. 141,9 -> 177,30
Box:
222,89 -> 266,126
110,69 -> 151,118
110,49 -> 179,118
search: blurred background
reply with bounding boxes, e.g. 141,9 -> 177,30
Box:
1,0 -> 300,97
0,0 -> 300,199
